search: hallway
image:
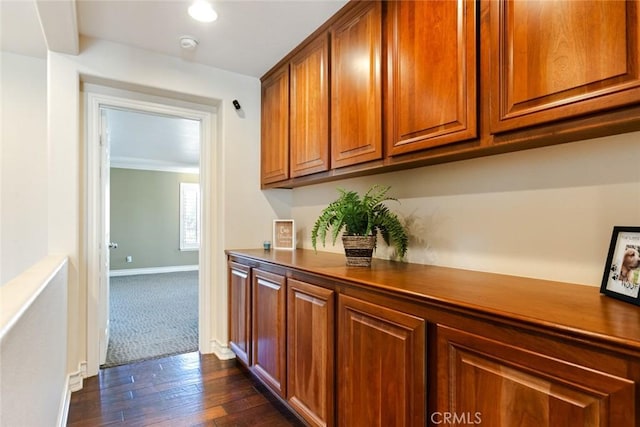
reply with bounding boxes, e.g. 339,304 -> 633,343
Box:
67,352 -> 303,426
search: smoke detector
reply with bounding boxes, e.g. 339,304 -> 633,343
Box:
180,36 -> 199,51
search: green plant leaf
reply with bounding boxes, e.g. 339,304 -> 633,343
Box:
310,185 -> 409,259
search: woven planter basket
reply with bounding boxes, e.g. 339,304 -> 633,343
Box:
342,235 -> 376,267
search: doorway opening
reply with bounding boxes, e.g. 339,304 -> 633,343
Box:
85,87 -> 218,375
101,107 -> 201,367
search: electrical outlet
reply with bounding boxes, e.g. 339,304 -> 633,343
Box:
126,256 -> 133,263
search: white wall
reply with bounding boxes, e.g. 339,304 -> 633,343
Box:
292,131 -> 640,287
48,37 -> 291,374
0,52 -> 48,285
0,256 -> 68,427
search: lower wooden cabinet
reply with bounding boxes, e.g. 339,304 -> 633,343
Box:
251,268 -> 287,397
436,325 -> 636,427
227,251 -> 640,426
337,294 -> 426,427
227,261 -> 251,366
287,279 -> 335,427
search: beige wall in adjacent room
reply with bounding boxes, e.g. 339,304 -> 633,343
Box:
292,131 -> 640,287
110,168 -> 199,270
0,52 -> 48,285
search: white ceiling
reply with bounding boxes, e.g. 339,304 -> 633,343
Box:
76,0 -> 347,78
106,108 -> 201,172
2,0 -> 347,77
0,0 -> 48,58
1,0 -> 347,172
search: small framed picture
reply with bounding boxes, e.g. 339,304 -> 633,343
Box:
273,219 -> 296,250
600,226 -> 640,306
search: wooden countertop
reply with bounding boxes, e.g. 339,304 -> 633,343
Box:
226,248 -> 640,354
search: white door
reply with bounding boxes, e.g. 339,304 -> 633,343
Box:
98,107 -> 113,365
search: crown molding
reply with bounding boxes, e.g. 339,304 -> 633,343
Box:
111,157 -> 199,174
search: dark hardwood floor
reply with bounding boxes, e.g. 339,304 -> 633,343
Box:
67,352 -> 305,426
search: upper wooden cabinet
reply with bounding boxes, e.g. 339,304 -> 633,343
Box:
488,0 -> 640,133
290,34 -> 330,178
260,0 -> 640,188
261,65 -> 289,185
385,0 -> 477,156
330,1 -> 383,169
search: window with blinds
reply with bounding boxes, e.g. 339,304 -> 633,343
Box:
180,182 -> 200,251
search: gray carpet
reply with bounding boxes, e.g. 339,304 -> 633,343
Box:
103,271 -> 199,368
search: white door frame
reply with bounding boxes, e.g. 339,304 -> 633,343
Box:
85,91 -> 217,376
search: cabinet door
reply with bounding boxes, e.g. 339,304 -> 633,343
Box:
436,324 -> 636,426
331,1 -> 383,169
287,279 -> 334,427
252,269 -> 287,397
290,34 -> 330,178
337,294 -> 425,426
386,0 -> 477,156
261,65 -> 289,185
488,0 -> 640,133
227,261 -> 251,366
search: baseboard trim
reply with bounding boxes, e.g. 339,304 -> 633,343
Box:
57,379 -> 71,427
211,339 -> 236,360
58,362 -> 87,427
110,265 -> 199,277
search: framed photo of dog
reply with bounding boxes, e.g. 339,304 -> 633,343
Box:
600,226 -> 640,306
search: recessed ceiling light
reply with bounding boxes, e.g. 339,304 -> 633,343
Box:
188,0 -> 218,23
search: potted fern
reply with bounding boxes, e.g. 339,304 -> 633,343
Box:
311,185 -> 408,266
